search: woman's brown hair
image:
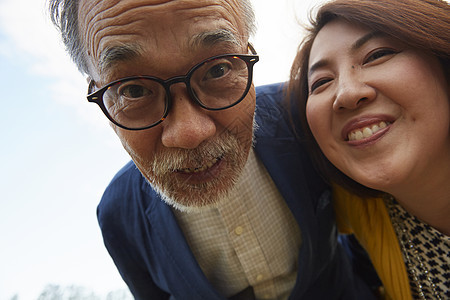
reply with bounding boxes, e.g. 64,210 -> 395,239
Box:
289,0 -> 450,198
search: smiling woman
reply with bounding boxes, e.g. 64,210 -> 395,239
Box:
289,0 -> 450,299
306,20 -> 449,194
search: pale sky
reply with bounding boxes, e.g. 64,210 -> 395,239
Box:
0,0 -> 324,299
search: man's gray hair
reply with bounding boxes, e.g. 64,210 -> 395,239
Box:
49,0 -> 256,76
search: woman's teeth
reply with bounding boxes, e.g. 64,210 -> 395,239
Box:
179,157 -> 220,174
348,121 -> 388,141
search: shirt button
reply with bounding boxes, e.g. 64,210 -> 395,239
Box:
234,226 -> 244,235
256,274 -> 264,282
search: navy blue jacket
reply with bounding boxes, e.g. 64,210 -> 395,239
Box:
97,83 -> 375,299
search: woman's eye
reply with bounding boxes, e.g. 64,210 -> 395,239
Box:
310,78 -> 332,93
204,63 -> 231,80
120,85 -> 150,98
364,48 -> 397,64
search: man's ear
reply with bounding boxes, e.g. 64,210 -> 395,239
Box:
87,78 -> 96,94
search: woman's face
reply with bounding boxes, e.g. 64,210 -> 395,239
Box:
306,19 -> 450,195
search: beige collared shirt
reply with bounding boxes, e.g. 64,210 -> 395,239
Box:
173,149 -> 302,299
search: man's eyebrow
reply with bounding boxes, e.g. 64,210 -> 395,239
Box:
190,29 -> 242,50
98,43 -> 144,74
97,29 -> 240,73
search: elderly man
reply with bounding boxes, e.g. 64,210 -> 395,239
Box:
50,0 -> 376,299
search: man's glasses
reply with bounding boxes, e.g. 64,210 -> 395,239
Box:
87,45 -> 259,130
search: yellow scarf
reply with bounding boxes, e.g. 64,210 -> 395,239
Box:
333,185 -> 412,300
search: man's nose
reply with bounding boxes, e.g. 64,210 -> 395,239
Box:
332,72 -> 376,112
161,85 -> 216,149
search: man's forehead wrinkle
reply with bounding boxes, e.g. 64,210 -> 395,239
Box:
81,0 -> 157,59
85,10 -> 143,60
186,3 -> 245,49
92,19 -> 143,57
79,0 -> 246,75
79,0 -> 104,59
213,0 -> 246,37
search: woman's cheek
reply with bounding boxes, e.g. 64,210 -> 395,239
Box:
306,100 -> 329,141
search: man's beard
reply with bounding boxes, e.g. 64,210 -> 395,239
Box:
136,128 -> 254,212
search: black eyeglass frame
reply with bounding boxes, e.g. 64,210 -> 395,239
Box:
87,45 -> 259,131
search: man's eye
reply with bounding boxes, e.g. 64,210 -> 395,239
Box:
204,63 -> 231,80
364,48 -> 398,64
120,85 -> 151,98
310,78 -> 332,93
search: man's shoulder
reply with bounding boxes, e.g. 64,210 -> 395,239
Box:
255,82 -> 287,107
254,82 -> 296,139
104,160 -> 143,193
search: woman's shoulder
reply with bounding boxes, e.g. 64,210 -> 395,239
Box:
333,184 -> 412,300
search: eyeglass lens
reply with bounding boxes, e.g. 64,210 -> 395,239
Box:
101,55 -> 251,129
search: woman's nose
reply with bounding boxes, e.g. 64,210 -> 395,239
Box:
332,72 -> 376,112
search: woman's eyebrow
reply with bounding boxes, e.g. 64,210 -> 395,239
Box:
308,31 -> 385,77
351,31 -> 384,52
308,59 -> 330,77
